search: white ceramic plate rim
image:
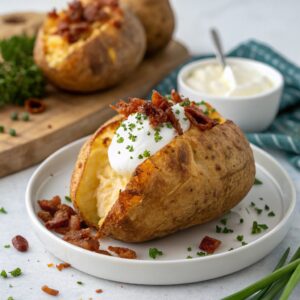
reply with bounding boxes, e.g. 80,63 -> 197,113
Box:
26,137 -> 296,267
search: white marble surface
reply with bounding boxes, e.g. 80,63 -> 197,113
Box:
1,1 -> 300,299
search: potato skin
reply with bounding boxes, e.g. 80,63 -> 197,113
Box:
71,115 -> 255,242
34,10 -> 146,92
121,0 -> 175,55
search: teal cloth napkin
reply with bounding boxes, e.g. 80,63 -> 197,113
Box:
151,40 -> 300,170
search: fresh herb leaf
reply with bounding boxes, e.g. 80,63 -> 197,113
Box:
255,208 -> 263,215
254,178 -> 263,185
196,251 -> 207,257
240,218 -> 244,224
22,112 -> 30,121
143,150 -> 151,158
251,221 -> 268,234
149,248 -> 163,259
265,204 -> 270,211
1,270 -> 7,278
250,202 -> 256,207
0,207 -> 7,214
10,112 -> 18,121
117,137 -> 124,143
216,225 -> 222,233
0,35 -> 45,107
9,128 -> 16,137
187,246 -> 192,252
186,255 -> 193,259
65,196 -> 72,202
220,218 -> 227,225
4,244 -> 10,248
222,227 -> 234,234
0,125 -> 4,133
236,235 -> 244,242
77,281 -> 83,285
268,211 -> 275,217
9,268 -> 22,277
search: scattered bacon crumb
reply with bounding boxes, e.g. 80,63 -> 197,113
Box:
38,196 -> 61,214
108,246 -> 137,259
97,249 -> 112,256
48,124 -> 53,129
63,228 -> 100,252
25,98 -> 46,114
12,235 -> 29,252
199,236 -> 221,254
47,263 -> 54,268
38,210 -> 52,222
184,105 -> 217,131
41,285 -> 59,296
95,289 -> 103,294
56,262 -> 71,271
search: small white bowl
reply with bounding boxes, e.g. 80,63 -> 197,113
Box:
177,58 -> 284,132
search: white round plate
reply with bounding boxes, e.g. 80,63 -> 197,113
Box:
26,138 -> 296,285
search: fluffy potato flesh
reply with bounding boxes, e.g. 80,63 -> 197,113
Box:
71,113 -> 255,242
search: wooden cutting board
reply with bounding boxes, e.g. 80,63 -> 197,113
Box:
0,12 -> 189,178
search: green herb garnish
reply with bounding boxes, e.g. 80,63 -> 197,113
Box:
186,255 -> 193,259
77,281 -> 83,285
149,248 -> 163,259
220,218 -> 227,225
236,235 -> 244,242
255,208 -> 263,215
117,137 -> 124,143
216,225 -> 222,233
240,218 -> 244,224
265,204 -> 270,211
0,125 -> 4,133
9,128 -> 16,137
0,35 -> 45,107
22,112 -> 30,121
1,270 -> 7,278
9,268 -> 22,277
222,227 -> 234,234
7,297 -> 14,300
187,246 -> 192,252
10,111 -> 18,121
128,133 -> 137,142
65,196 -> 72,202
251,221 -> 268,234
138,154 -> 143,159
242,242 -> 248,246
254,178 -> 263,185
0,207 -> 7,214
154,130 -> 162,142
4,244 -> 10,248
126,145 -> 134,152
268,211 -> 275,217
250,202 -> 256,207
143,150 -> 151,158
197,251 -> 207,257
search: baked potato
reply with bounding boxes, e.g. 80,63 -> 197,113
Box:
34,0 -> 146,92
120,0 -> 175,55
70,91 -> 255,242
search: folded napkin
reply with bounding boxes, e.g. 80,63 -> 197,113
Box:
151,40 -> 300,170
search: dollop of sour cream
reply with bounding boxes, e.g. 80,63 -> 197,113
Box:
185,63 -> 273,97
108,103 -> 202,175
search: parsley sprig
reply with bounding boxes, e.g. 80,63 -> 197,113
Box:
0,35 -> 45,107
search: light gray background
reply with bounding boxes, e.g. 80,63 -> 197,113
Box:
0,1 -> 300,299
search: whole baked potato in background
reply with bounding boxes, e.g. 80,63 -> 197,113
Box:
34,0 -> 146,92
120,0 -> 175,55
70,92 -> 255,243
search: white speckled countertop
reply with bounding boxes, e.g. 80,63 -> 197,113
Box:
1,1 -> 300,299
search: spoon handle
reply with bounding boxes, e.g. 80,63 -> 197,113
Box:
210,28 -> 226,68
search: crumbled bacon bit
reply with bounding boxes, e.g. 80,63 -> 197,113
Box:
63,228 -> 100,252
56,262 -> 71,271
199,236 -> 221,254
96,289 -> 103,294
38,196 -> 61,215
108,246 -> 137,259
51,0 -> 122,43
184,105 -> 217,131
97,249 -> 112,256
48,9 -> 58,18
171,89 -> 183,103
69,215 -> 81,231
12,235 -> 29,252
45,209 -> 70,229
38,210 -> 52,222
41,285 -> 59,296
25,98 -> 46,114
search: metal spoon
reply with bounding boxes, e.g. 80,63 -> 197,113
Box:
210,28 -> 227,68
210,28 -> 236,87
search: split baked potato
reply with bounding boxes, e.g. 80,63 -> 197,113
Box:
34,0 -> 146,92
121,0 -> 175,55
70,91 -> 255,242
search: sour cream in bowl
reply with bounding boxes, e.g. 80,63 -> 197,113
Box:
178,58 -> 283,132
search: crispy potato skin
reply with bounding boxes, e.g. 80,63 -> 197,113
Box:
34,10 -> 146,92
71,116 -> 255,242
121,0 -> 175,55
